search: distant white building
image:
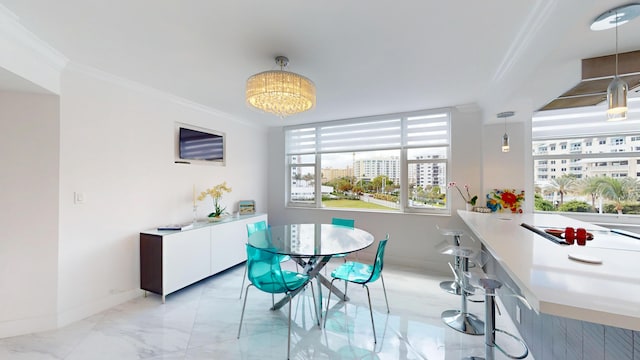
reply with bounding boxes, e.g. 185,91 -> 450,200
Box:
291,185 -> 334,200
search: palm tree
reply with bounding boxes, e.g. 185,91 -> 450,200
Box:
596,177 -> 640,214
575,177 -> 603,210
546,174 -> 576,206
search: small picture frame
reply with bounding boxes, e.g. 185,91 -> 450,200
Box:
238,200 -> 256,215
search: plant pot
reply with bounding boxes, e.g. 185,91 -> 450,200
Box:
466,203 -> 473,211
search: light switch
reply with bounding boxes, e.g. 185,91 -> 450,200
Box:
74,192 -> 85,204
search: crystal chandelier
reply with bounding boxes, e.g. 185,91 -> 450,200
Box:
246,56 -> 316,118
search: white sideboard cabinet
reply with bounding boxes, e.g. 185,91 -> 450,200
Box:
140,213 -> 267,302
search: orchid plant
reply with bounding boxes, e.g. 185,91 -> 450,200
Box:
197,182 -> 232,218
448,182 -> 478,206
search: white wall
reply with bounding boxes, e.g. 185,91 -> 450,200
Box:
0,92 -> 60,337
267,107 -> 483,273
0,13 -> 269,337
55,66 -> 269,326
481,119 -> 529,210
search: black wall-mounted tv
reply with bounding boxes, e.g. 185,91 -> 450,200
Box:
177,126 -> 225,164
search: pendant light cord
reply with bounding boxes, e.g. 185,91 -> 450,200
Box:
615,10 -> 619,77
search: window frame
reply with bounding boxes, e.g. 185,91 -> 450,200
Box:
532,102 -> 640,215
285,108 -> 452,214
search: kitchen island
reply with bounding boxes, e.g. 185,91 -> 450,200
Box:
457,210 -> 640,359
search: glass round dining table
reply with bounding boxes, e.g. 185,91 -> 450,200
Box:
247,223 -> 375,316
249,223 -> 375,257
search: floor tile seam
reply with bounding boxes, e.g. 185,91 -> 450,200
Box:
57,315 -> 113,359
183,283 -> 210,356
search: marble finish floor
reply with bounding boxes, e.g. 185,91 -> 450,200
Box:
0,263 -> 532,359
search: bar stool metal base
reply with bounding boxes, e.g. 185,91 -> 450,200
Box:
441,309 -> 484,335
439,280 -> 462,295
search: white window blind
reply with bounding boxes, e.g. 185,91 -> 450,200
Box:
532,101 -> 640,139
285,110 -> 450,155
405,113 -> 450,147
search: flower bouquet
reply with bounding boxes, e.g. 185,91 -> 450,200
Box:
448,182 -> 478,206
197,182 -> 232,219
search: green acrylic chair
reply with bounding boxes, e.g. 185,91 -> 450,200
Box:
240,220 -> 291,299
237,244 -> 317,359
324,234 -> 390,343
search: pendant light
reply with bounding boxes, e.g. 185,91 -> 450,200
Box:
607,10 -> 628,121
246,56 -> 316,118
591,4 -> 640,121
497,111 -> 514,153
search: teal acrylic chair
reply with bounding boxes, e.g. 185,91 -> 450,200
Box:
323,234 -> 390,343
326,217 -> 355,270
240,220 -> 291,299
237,244 -> 317,359
331,217 -> 355,229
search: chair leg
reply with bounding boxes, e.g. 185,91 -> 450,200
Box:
343,259 -> 348,299
287,294 -> 292,360
323,278 -> 339,328
364,284 -> 377,343
237,284 -> 253,339
343,281 -> 348,300
380,274 -> 390,313
239,263 -> 247,299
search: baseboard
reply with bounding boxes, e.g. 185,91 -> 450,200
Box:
57,288 -> 142,328
0,313 -> 58,339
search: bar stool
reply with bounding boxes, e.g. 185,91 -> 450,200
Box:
439,244 -> 484,335
436,226 -> 465,295
464,274 -> 530,360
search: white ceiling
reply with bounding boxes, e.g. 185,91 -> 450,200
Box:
1,0 -> 639,127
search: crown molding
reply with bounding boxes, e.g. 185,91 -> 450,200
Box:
455,103 -> 481,113
65,62 -> 259,128
0,4 -> 68,71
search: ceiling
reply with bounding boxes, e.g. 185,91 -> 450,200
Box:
1,0 -> 639,127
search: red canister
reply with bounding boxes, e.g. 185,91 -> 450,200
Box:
576,228 -> 587,246
565,227 -> 575,244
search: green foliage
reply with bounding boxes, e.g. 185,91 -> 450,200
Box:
603,202 -> 640,214
557,200 -> 592,213
534,193 -> 555,211
372,193 -> 398,203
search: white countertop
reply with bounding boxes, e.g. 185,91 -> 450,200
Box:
458,210 -> 640,331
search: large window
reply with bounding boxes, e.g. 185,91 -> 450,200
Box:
532,102 -> 640,214
285,109 -> 451,214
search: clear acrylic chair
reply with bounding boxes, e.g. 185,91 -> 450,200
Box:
237,244 -> 317,360
324,234 -> 390,343
436,224 -> 465,295
439,238 -> 487,336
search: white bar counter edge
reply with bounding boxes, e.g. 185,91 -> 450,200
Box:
457,210 -> 640,331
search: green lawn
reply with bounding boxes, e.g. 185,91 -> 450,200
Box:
322,199 -> 397,210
